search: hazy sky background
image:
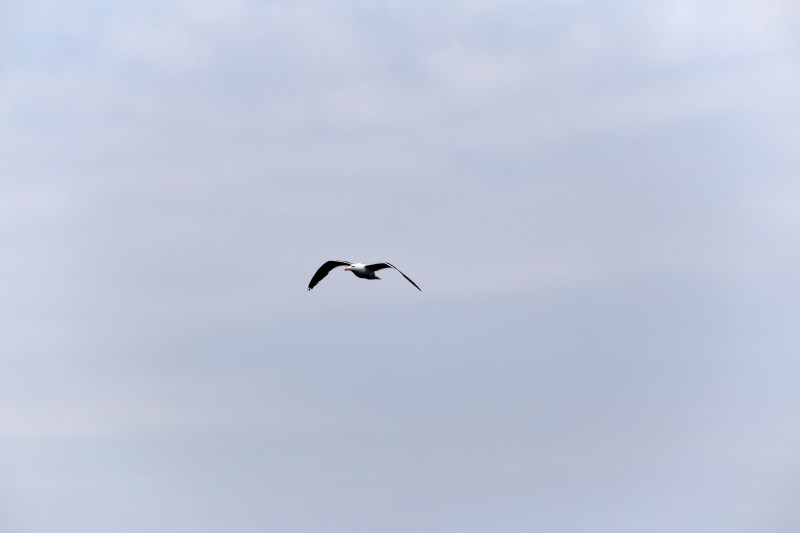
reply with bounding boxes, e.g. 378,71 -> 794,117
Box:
2,1 -> 800,532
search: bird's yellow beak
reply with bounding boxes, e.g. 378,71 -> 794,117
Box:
344,267 -> 351,271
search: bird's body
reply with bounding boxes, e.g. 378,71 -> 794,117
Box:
345,263 -> 378,279
307,260 -> 421,291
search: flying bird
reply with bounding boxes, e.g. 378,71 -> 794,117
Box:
307,260 -> 422,291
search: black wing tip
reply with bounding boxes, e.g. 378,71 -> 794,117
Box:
307,260 -> 352,291
384,262 -> 422,291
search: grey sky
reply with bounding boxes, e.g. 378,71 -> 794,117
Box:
2,1 -> 800,532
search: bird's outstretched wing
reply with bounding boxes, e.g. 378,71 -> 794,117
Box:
307,260 -> 352,290
365,262 -> 422,291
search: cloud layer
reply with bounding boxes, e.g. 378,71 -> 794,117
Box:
2,1 -> 799,532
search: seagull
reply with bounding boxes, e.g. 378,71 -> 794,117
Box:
307,260 -> 422,291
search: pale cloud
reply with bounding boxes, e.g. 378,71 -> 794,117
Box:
106,22 -> 211,71
0,367 -> 362,438
644,1 -> 796,62
178,0 -> 251,26
421,42 -> 531,104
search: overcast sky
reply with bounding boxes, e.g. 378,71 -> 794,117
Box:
2,1 -> 800,532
